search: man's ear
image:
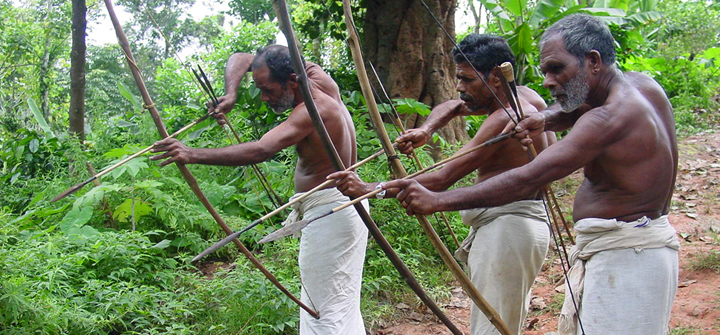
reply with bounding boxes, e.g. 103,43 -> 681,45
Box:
287,73 -> 298,89
587,50 -> 602,73
490,68 -> 502,88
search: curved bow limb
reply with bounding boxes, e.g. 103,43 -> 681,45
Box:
341,1 -> 512,334
272,0 -> 463,333
103,0 -> 319,319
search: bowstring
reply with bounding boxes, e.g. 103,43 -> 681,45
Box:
416,1 -> 585,331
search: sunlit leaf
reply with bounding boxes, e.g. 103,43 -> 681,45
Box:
27,98 -> 54,137
114,198 -> 153,223
59,206 -> 94,232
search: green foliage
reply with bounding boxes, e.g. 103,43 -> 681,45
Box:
0,128 -> 67,187
623,48 -> 720,133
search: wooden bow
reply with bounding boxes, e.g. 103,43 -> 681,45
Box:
272,0 -> 463,333
103,0 -> 319,319
341,1 -> 511,334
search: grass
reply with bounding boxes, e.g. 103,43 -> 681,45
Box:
690,250 -> 720,273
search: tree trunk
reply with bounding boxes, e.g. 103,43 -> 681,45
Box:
40,0 -> 52,121
363,0 -> 469,159
69,0 -> 87,142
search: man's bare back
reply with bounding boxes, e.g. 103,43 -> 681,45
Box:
150,49 -> 356,193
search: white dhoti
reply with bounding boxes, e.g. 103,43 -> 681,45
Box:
559,215 -> 680,335
282,188 -> 368,335
456,200 -> 550,335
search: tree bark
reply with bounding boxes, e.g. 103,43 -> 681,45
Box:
363,0 -> 469,158
69,0 -> 87,142
40,0 -> 52,121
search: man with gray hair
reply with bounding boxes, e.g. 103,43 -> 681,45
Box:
330,34 -> 552,334
384,14 -> 680,334
151,45 -> 369,334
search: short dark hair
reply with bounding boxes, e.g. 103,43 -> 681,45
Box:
540,14 -> 616,65
452,34 -> 515,77
252,44 -> 294,84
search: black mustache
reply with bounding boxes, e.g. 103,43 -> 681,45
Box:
459,93 -> 473,101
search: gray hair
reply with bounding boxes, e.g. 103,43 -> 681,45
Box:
540,14 -> 616,65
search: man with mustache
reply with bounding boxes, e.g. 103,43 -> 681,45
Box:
330,34 -> 552,334
385,14 -> 680,335
151,45 -> 369,334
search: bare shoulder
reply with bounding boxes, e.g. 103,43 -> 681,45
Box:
518,86 -> 548,111
306,62 -> 342,101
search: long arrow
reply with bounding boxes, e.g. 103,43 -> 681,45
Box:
51,111 -> 215,202
273,0 -> 462,333
103,0 -> 319,319
342,1 -> 511,333
259,130 -> 514,242
191,147 -> 386,262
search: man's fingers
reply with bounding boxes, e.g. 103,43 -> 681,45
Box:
397,142 -> 414,155
327,171 -> 352,180
382,179 -> 413,191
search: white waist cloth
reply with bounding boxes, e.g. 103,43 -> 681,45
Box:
287,188 -> 369,335
559,215 -> 680,335
458,200 -> 550,335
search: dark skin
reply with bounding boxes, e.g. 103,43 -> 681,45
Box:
150,53 -> 357,193
395,84 -> 556,155
385,36 -> 678,223
329,62 -> 549,200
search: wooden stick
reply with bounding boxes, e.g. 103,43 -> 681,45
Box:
104,0 -> 319,319
191,147 -> 386,261
343,1 -> 508,333
51,112 -> 213,202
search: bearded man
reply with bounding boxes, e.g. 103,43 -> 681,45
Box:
330,34 -> 552,334
385,14 -> 680,335
151,45 -> 369,334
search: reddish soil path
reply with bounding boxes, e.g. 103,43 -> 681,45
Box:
372,129 -> 720,335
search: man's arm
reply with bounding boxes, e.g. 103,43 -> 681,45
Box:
151,107 -> 315,167
395,100 -> 467,154
386,107 -> 621,215
331,111 -> 509,198
211,53 -> 255,118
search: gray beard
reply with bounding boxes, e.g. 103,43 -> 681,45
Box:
557,69 -> 589,113
270,90 -> 295,115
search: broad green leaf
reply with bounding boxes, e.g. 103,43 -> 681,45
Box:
104,146 -> 136,158
152,239 -> 172,249
625,11 -> 663,26
186,101 -> 201,110
135,179 -> 163,190
529,0 -> 564,27
114,198 -> 153,223
393,98 -> 431,116
593,0 -> 629,10
67,225 -> 99,238
59,206 -> 94,232
582,7 -> 626,17
27,98 -> 54,137
118,82 -> 141,111
516,23 -> 534,54
505,0 -> 528,17
187,125 -> 213,140
28,138 -> 39,153
117,119 -> 136,128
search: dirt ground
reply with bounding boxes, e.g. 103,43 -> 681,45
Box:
371,129 -> 720,335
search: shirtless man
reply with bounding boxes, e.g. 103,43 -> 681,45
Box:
330,34 -> 551,334
395,72 -> 555,154
385,15 -> 680,335
151,45 -> 368,334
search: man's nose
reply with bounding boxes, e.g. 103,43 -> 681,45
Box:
456,81 -> 465,93
543,75 -> 556,90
